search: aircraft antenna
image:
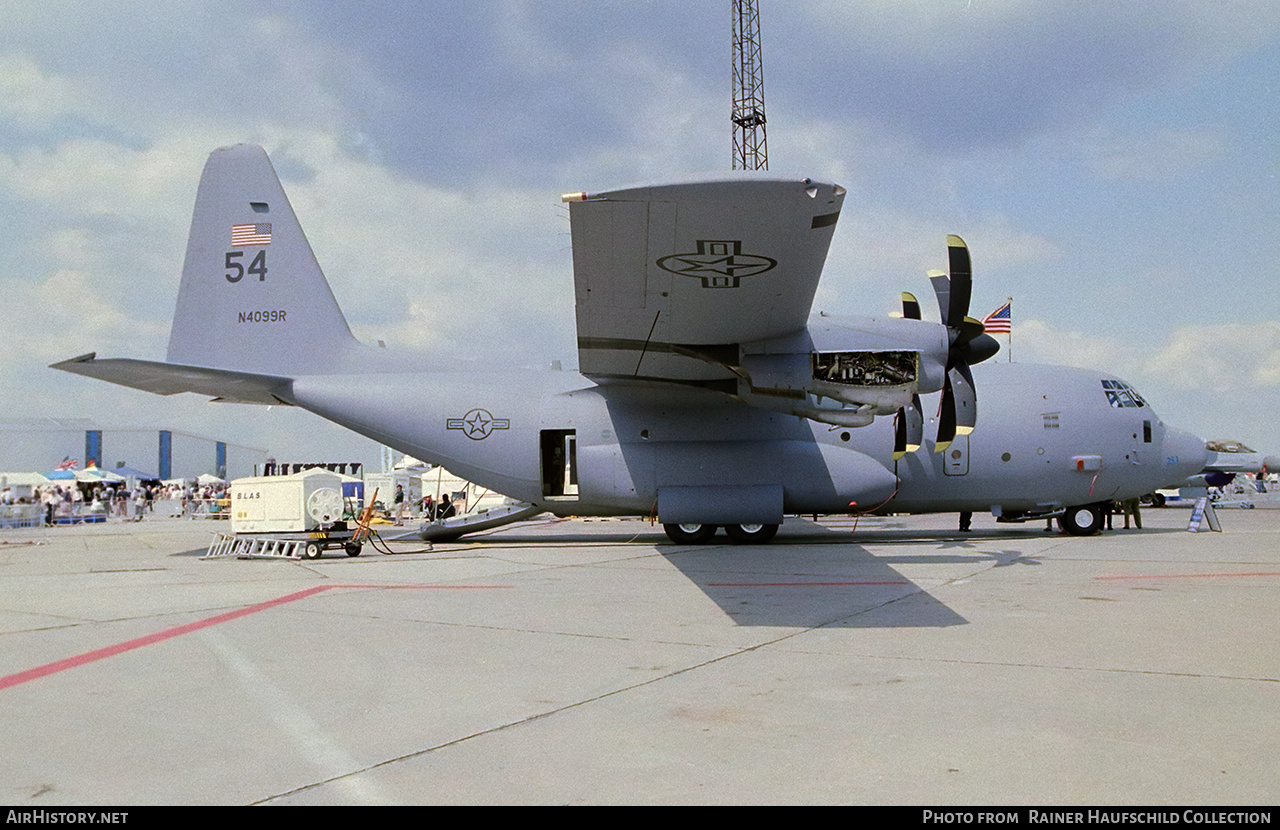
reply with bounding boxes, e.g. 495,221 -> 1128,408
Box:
732,0 -> 768,170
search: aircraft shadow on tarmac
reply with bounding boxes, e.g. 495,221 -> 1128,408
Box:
479,521 -> 1024,628
657,525 -> 990,629
669,518 -> 1193,627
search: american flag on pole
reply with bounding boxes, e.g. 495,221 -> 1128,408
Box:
231,223 -> 272,246
983,301 -> 1011,334
55,456 -> 77,470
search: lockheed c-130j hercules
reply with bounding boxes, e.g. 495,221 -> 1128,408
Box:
54,144 -> 1209,543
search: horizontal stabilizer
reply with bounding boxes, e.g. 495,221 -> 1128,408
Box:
50,353 -> 292,405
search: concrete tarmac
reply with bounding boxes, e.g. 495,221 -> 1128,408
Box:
1,507 -> 1277,805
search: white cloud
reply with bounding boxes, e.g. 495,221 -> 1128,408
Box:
1,269 -> 169,363
1143,322 -> 1280,391
1003,317 -> 1280,389
0,52 -> 81,126
1006,318 -> 1148,377
206,131 -> 579,361
0,137 -> 202,221
816,208 -> 1060,319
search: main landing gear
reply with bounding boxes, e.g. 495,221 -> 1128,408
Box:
1059,503 -> 1105,536
662,523 -> 779,545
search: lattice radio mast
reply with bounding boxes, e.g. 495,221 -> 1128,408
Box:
732,0 -> 768,170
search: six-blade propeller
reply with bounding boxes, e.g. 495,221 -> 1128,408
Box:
894,235 -> 1000,458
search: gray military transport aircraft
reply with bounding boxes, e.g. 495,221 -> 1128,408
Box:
54,144 -> 1209,543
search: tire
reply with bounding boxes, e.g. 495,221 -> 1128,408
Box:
723,523 -> 779,544
302,541 -> 323,559
662,523 -> 718,544
1060,504 -> 1103,536
344,542 -> 362,557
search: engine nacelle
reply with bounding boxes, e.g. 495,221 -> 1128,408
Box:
735,315 -> 950,427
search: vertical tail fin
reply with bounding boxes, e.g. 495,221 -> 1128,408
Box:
166,144 -> 358,374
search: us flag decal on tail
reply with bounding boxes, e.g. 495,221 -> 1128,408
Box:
231,223 -> 272,246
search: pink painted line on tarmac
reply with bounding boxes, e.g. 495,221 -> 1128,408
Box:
1094,572 -> 1280,581
0,582 -> 512,692
329,584 -> 514,590
707,581 -> 910,587
0,585 -> 333,691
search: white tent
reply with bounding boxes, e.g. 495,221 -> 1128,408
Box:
75,468 -> 125,483
420,466 -> 511,514
1,472 -> 51,488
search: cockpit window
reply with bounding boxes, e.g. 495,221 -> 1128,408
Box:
1101,379 -> 1146,408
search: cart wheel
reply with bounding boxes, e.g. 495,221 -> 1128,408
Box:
303,541 -> 323,559
344,542 -> 362,557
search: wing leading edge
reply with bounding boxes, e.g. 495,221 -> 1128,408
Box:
567,176 -> 845,383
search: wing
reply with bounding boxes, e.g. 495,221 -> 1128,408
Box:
567,176 -> 845,383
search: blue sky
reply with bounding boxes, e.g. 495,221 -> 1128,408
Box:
2,1 -> 1279,468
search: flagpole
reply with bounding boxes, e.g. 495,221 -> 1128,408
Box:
1007,297 -> 1013,363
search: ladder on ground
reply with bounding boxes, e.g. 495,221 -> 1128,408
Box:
204,532 -> 304,559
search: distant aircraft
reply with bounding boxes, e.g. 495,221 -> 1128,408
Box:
54,144 -> 1209,543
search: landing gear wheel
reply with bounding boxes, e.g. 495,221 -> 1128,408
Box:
723,523 -> 779,544
344,542 -> 362,557
1060,504 -> 1103,536
302,541 -> 323,559
662,523 -> 718,544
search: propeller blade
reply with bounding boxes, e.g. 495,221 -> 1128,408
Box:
893,394 -> 924,459
927,269 -> 950,325
945,234 -> 972,325
900,292 -> 921,321
935,378 -> 956,452
906,393 -> 923,451
950,362 -> 976,435
953,316 -> 986,350
935,359 -> 976,452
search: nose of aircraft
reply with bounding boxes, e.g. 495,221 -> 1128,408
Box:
1163,425 -> 1209,483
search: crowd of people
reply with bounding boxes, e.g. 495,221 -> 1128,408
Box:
5,476 -> 473,529
0,480 -> 230,526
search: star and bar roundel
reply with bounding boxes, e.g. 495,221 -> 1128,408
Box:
655,240 -> 776,288
446,408 -> 510,440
